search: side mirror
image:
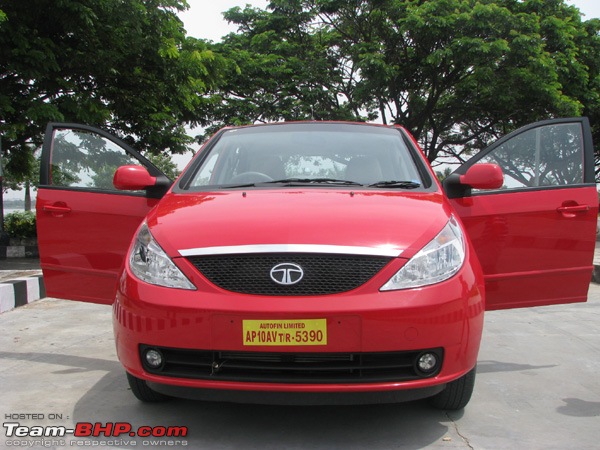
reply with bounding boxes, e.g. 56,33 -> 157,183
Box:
113,165 -> 157,191
459,163 -> 503,190
443,163 -> 503,199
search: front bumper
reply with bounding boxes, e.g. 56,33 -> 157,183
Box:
113,255 -> 484,401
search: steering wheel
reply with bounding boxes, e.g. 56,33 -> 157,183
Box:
228,172 -> 274,184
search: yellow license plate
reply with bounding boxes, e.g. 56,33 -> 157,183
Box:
243,319 -> 327,346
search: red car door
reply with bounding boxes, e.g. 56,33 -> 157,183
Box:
36,123 -> 171,304
445,117 -> 597,310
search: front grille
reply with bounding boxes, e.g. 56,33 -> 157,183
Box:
139,346 -> 443,383
187,253 -> 391,295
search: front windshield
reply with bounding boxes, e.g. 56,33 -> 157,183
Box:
183,123 -> 423,189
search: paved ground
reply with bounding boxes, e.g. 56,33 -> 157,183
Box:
0,258 -> 41,283
1,285 -> 599,449
0,258 -> 40,271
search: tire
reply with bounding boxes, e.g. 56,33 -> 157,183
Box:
126,372 -> 171,402
429,366 -> 476,410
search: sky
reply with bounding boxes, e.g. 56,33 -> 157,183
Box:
179,1 -> 600,41
179,1 -> 268,41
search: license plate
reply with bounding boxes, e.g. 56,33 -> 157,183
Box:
243,319 -> 327,346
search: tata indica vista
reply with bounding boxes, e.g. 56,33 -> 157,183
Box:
36,118 -> 597,410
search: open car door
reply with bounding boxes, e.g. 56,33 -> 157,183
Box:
445,117 -> 597,311
36,123 -> 171,304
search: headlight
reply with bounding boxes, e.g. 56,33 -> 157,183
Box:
129,223 -> 196,290
380,216 -> 465,291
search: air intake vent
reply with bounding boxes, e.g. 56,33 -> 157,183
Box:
140,346 -> 444,383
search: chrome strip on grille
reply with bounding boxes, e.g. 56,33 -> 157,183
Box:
179,244 -> 402,258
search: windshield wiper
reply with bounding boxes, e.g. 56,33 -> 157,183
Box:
219,178 -> 364,189
219,182 -> 258,189
221,178 -> 419,189
265,178 -> 364,186
368,180 -> 421,189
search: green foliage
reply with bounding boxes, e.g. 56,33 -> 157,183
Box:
4,211 -> 36,239
435,167 -> 453,183
206,0 -> 600,173
201,2 -> 363,139
2,148 -> 39,210
2,148 -> 39,193
147,153 -> 181,181
0,0 -> 226,176
3,0 -> 600,183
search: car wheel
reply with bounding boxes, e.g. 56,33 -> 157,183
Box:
429,366 -> 476,410
126,372 -> 171,402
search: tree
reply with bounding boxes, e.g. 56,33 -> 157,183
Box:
207,0 -> 600,172
435,167 -> 453,183
147,153 -> 181,181
201,2 -> 362,140
2,148 -> 39,211
0,0 -> 226,179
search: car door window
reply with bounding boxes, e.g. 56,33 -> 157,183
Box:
50,128 -> 142,190
473,122 -> 584,190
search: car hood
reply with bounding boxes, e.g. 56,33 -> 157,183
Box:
147,190 -> 452,260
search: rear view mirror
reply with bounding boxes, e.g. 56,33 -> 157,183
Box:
113,165 -> 157,191
459,164 -> 503,190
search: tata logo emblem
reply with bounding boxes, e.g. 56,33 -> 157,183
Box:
270,263 -> 304,286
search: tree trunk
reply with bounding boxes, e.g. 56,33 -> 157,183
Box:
24,180 -> 31,212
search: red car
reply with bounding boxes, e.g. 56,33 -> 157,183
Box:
36,119 -> 597,410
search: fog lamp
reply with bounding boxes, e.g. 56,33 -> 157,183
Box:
144,348 -> 163,369
417,353 -> 438,373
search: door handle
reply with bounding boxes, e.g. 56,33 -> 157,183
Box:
42,203 -> 72,214
556,204 -> 590,218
